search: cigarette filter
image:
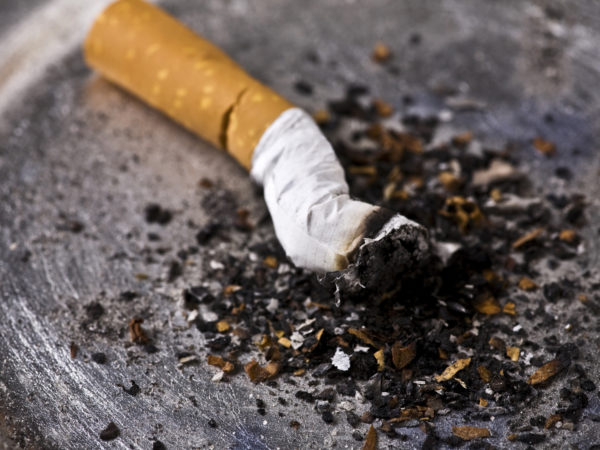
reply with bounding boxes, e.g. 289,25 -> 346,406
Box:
85,0 -> 429,293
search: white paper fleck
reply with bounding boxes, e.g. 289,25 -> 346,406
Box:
332,347 -> 351,371
277,263 -> 291,274
472,159 -> 517,186
177,355 -> 197,368
211,371 -> 224,382
297,318 -> 316,331
209,260 -> 225,270
355,391 -> 365,403
435,241 -> 461,265
345,312 -> 360,322
337,401 -> 355,411
265,298 -> 279,314
201,307 -> 218,323
290,331 -> 304,350
438,109 -> 453,122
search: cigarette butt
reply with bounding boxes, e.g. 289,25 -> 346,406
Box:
84,0 -> 430,287
84,0 -> 292,169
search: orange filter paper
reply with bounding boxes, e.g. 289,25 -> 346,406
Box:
84,0 -> 293,169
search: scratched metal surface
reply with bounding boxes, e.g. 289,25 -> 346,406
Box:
1,0 -> 600,449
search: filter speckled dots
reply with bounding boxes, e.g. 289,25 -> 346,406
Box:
84,0 -> 292,169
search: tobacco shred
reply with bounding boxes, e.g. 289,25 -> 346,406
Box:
391,341 -> 416,370
372,42 -> 391,63
477,366 -> 492,383
244,360 -> 280,383
473,296 -> 501,315
533,137 -> 556,156
207,355 -> 235,373
373,349 -> 385,371
518,276 -> 538,291
528,360 -> 562,385
512,228 -> 544,249
69,342 -> 78,359
362,425 -> 377,450
348,328 -> 378,347
545,414 -> 562,429
128,318 -> 149,344
452,425 -> 491,440
372,98 -> 394,117
506,346 -> 520,362
435,358 -> 471,382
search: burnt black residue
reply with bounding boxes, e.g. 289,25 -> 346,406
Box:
84,302 -> 105,321
91,352 -> 107,364
353,222 -> 432,294
144,203 -> 173,225
323,206 -> 432,296
99,422 -> 120,441
152,440 -> 167,450
121,380 -> 140,396
360,208 -> 396,242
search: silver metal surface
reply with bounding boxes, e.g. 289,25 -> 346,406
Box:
1,1 -> 599,448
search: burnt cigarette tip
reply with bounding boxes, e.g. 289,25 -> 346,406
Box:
323,209 -> 431,297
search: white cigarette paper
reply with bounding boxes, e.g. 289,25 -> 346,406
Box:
252,108 -> 426,276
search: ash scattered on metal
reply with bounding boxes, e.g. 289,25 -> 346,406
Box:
137,80 -> 600,447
